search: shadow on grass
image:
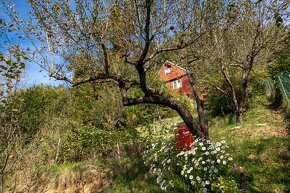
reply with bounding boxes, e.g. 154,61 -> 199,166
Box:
100,154 -> 160,193
232,137 -> 290,193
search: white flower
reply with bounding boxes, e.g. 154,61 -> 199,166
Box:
217,159 -> 221,164
221,140 -> 226,144
196,176 -> 201,181
202,161 -> 205,164
216,142 -> 221,147
216,147 -> 221,151
228,157 -> 233,161
223,161 -> 226,165
157,176 -> 162,183
204,167 -> 207,171
220,155 -> 224,159
205,151 -> 209,155
189,175 -> 193,180
177,151 -> 185,157
189,149 -> 196,155
214,168 -> 218,173
202,147 -> 206,151
167,159 -> 171,163
205,180 -> 210,185
199,142 -> 204,146
181,171 -> 184,175
161,180 -> 166,190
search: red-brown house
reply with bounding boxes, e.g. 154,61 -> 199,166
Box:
159,61 -> 195,98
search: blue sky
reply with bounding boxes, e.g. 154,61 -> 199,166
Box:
0,0 -> 63,88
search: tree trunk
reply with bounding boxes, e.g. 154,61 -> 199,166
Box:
122,89 -> 208,138
235,110 -> 243,122
236,61 -> 252,122
187,73 -> 209,139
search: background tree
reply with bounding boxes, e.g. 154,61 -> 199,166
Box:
185,0 -> 289,121
0,16 -> 27,191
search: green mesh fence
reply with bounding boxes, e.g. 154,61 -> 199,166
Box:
265,72 -> 290,105
277,73 -> 290,104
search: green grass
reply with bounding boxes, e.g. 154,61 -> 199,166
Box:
102,156 -> 160,193
209,107 -> 289,192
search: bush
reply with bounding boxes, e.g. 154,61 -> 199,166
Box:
206,75 -> 266,117
143,126 -> 238,192
268,81 -> 283,109
62,121 -> 142,161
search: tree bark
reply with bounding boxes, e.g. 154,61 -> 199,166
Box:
187,73 -> 209,139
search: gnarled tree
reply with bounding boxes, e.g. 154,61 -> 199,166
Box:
9,0 -> 219,138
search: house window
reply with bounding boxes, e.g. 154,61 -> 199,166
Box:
173,79 -> 182,89
165,68 -> 171,75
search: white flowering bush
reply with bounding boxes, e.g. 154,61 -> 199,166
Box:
144,135 -> 237,192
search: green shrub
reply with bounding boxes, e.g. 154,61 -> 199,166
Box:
62,121 -> 142,161
206,75 -> 266,117
268,82 -> 283,109
5,85 -> 69,143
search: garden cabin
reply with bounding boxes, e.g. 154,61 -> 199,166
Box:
159,61 -> 195,98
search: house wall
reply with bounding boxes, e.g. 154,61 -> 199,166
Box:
167,76 -> 194,97
159,62 -> 194,97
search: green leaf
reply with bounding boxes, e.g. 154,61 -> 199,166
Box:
0,65 -> 7,70
20,62 -> 25,69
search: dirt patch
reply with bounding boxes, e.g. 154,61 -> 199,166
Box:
255,125 -> 288,138
30,165 -> 112,193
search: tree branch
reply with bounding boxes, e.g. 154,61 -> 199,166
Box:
101,43 -> 110,74
145,32 -> 204,63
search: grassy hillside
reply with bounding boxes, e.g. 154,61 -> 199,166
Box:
209,107 -> 289,192
8,106 -> 289,193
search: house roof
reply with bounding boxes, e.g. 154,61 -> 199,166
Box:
159,60 -> 189,82
163,60 -> 187,72
158,60 -> 188,75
